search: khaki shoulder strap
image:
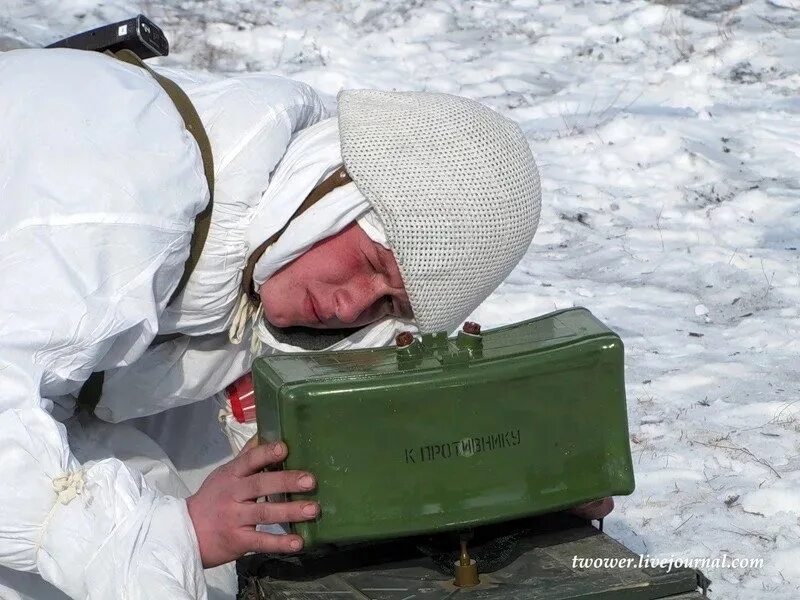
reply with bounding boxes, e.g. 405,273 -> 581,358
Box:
241,165 -> 352,302
113,49 -> 215,304
78,50 -> 215,414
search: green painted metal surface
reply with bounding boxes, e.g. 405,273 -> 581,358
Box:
253,307 -> 635,547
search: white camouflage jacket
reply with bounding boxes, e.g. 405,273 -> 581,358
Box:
0,48 -> 326,598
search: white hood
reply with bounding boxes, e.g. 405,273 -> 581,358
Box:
151,65 -> 326,337
155,68 -> 414,354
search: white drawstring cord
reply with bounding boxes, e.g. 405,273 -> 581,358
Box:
250,311 -> 264,355
35,469 -> 86,555
228,291 -> 264,355
52,470 -> 85,505
229,292 -> 256,345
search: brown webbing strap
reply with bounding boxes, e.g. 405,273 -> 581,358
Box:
241,165 -> 352,302
78,50 -> 215,414
113,49 -> 215,305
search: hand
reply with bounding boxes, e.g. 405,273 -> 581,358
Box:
186,438 -> 319,568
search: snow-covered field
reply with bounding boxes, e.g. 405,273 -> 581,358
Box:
2,1 -> 799,598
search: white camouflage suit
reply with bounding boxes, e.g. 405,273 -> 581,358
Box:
0,47 -> 346,599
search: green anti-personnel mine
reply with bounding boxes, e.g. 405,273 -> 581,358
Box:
249,308 -> 710,599
253,307 -> 633,545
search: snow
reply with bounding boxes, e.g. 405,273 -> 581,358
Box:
743,487 -> 800,517
2,0 -> 799,598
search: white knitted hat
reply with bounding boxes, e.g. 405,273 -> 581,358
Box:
338,90 -> 542,334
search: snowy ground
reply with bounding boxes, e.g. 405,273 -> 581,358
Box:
2,0 -> 799,598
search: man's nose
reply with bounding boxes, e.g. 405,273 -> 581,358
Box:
333,281 -> 381,324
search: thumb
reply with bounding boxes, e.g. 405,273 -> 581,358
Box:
240,434 -> 261,454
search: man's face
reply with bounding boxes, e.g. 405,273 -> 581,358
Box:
259,222 -> 413,329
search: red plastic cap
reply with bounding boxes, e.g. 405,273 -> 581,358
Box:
462,321 -> 481,335
226,372 -> 256,423
396,331 -> 415,347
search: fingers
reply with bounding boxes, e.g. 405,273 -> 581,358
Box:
240,434 -> 261,454
239,530 -> 306,554
236,470 -> 316,501
239,499 -> 320,526
232,441 -> 287,477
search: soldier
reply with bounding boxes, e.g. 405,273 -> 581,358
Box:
0,47 -> 612,600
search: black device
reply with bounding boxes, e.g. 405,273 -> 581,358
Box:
46,14 -> 168,59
